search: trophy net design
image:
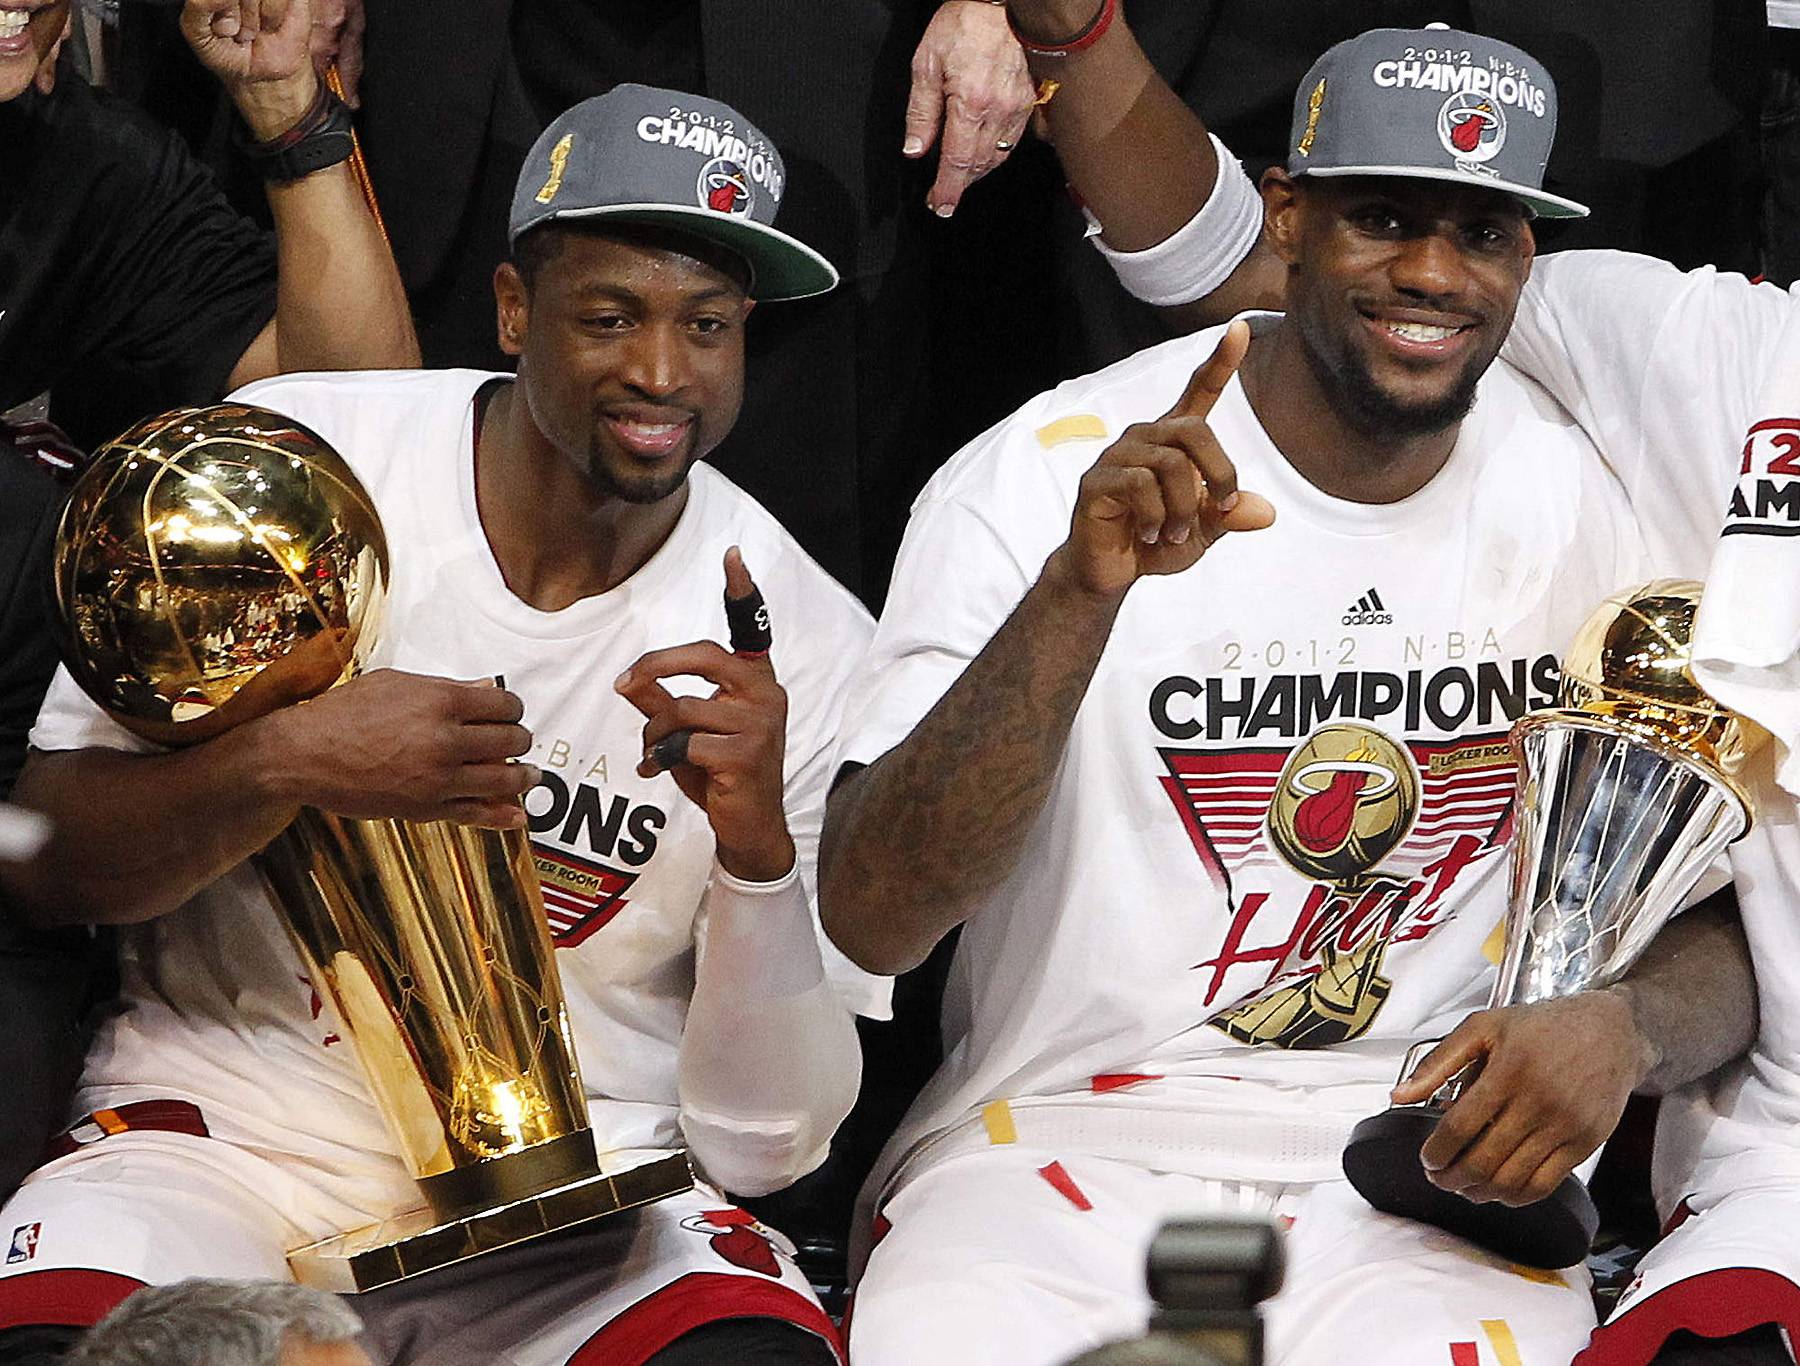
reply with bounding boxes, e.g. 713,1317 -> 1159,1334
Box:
1343,578 -> 1755,1269
53,406 -> 690,1293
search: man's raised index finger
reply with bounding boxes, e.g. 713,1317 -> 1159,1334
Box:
1165,318 -> 1251,422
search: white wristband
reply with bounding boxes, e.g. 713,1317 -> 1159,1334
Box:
1088,133 -> 1262,307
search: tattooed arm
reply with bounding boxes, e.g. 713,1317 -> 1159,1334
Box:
819,324 -> 1274,974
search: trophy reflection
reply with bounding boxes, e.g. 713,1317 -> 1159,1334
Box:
52,405 -> 690,1292
1342,579 -> 1756,1269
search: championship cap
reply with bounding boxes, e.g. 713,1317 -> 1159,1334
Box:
509,83 -> 840,301
1285,24 -> 1589,219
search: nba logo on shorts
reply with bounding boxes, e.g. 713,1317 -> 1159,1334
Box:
6,1223 -> 40,1264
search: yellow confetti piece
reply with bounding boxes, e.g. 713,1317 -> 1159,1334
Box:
1481,1319 -> 1523,1366
1035,415 -> 1109,448
94,1108 -> 128,1136
1507,1262 -> 1567,1287
982,1099 -> 1017,1145
1481,917 -> 1507,965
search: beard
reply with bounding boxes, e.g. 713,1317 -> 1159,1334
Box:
1296,308 -> 1488,441
582,436 -> 700,505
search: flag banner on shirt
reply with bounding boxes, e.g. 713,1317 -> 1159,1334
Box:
1694,312 -> 1800,794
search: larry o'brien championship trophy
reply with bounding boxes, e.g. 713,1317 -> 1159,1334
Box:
1342,579 -> 1756,1269
50,405 -> 691,1292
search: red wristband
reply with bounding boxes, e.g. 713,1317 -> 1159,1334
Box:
1007,0 -> 1116,57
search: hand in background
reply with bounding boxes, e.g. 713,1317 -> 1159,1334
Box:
181,0 -> 319,138
905,0 -> 1036,217
307,0 -> 362,106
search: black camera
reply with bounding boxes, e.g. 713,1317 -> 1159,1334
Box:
1063,1216 -> 1283,1366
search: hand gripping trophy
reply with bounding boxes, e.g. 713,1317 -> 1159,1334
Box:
50,405 -> 691,1292
1342,579 -> 1757,1269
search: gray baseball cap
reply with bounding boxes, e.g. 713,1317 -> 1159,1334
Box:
1286,25 -> 1589,219
509,84 -> 840,301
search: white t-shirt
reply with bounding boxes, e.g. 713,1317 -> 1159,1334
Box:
1500,253 -> 1800,1213
839,314 -> 1715,1197
1771,1 -> 1799,29
32,368 -> 883,1223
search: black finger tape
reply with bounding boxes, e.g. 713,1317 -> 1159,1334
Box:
649,730 -> 691,773
725,586 -> 772,656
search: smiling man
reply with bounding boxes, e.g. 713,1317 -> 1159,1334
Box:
819,26 -> 1757,1366
0,85 -> 880,1366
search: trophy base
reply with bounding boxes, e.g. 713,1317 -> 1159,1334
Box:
1343,1107 -> 1598,1270
287,1148 -> 694,1293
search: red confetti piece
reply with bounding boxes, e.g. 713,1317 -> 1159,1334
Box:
1037,1161 -> 1093,1211
1090,1073 -> 1162,1093
1449,1344 -> 1480,1366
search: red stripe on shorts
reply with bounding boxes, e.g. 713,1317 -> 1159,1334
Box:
1574,1267 -> 1800,1364
42,1100 -> 208,1163
566,1270 -> 844,1366
1037,1161 -> 1094,1211
0,1269 -> 145,1331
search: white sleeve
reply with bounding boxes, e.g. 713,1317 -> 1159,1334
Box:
1088,134 -> 1264,307
677,862 -> 861,1197
767,578 -> 890,1020
834,479 -> 1063,776
29,666 -> 152,756
1502,252 -> 1800,571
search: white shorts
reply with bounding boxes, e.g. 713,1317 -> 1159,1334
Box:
0,1126 -> 841,1365
1577,1184 -> 1800,1364
848,1145 -> 1596,1366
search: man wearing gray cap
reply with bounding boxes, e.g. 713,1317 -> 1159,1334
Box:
975,8 -> 1800,1363
0,84 -> 880,1366
819,16 -> 1765,1365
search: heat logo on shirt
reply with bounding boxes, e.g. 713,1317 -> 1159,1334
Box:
6,1223 -> 40,1265
1158,727 -> 1517,1048
681,1209 -> 783,1278
1724,417 -> 1800,537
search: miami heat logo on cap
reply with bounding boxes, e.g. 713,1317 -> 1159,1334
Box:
1266,723 -> 1420,885
697,158 -> 754,216
1437,92 -> 1506,167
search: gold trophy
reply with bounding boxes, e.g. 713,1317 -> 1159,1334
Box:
1342,579 -> 1756,1268
52,405 -> 691,1292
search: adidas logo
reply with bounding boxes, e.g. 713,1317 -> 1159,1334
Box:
1342,587 -> 1392,626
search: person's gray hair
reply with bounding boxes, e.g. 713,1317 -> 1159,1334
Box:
68,1279 -> 364,1366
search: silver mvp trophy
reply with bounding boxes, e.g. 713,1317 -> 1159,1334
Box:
1341,578 -> 1757,1269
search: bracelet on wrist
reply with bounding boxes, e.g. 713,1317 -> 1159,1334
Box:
234,80 -> 355,184
1007,0 -> 1116,56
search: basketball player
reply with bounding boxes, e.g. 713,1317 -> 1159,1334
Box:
819,22 -> 1762,1366
0,86 -> 881,1366
990,6 -> 1800,1360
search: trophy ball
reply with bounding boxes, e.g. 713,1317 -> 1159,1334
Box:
1557,578 -> 1750,775
52,403 -> 389,747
